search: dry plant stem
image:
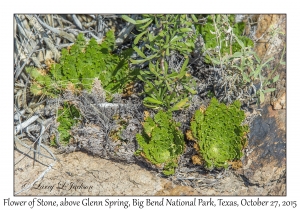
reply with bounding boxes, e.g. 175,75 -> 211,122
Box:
40,143 -> 56,160
21,79 -> 29,111
57,43 -> 74,50
55,15 -> 64,29
72,14 -> 83,30
53,15 -> 74,27
33,119 -> 46,162
15,15 -> 33,40
116,23 -> 135,46
15,115 -> 39,134
47,15 -> 55,27
15,89 -> 23,110
212,15 -> 223,70
88,14 -> 96,19
33,15 -> 76,43
14,44 -> 38,82
14,136 -> 55,161
18,14 -> 31,31
15,18 -> 28,41
26,15 -> 61,61
15,15 -> 38,58
14,109 -> 26,121
229,27 -> 233,55
96,15 -> 104,40
14,39 -> 26,66
16,118 -> 56,170
81,30 -> 101,41
116,15 -> 136,46
82,20 -> 97,28
160,53 -> 165,73
97,103 -> 127,108
79,14 -> 87,22
78,96 -> 110,127
76,14 -> 84,22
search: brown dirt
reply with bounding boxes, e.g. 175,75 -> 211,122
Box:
14,140 -> 172,195
15,139 -> 205,196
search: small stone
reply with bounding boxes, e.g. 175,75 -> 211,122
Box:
272,92 -> 286,109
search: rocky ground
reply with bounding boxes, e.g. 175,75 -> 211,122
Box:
14,14 -> 286,196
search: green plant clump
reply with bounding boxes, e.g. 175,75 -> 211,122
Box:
122,14 -> 199,111
136,110 -> 185,175
138,58 -> 196,111
122,14 -> 199,64
56,102 -> 80,145
26,31 -> 136,99
190,97 -> 248,170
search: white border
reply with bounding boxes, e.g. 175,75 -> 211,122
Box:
2,0 -> 299,209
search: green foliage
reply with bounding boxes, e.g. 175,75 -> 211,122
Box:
136,110 -> 185,175
26,31 -> 136,99
190,97 -> 248,170
137,58 -> 196,111
56,102 -> 80,145
199,14 -> 282,105
25,67 -> 55,97
122,14 -> 198,64
254,45 -> 285,104
222,36 -> 281,104
122,14 -> 199,111
199,14 -> 253,62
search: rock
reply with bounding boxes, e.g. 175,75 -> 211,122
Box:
271,91 -> 286,109
14,147 -> 167,195
155,182 -> 199,196
254,14 -> 286,59
242,104 -> 286,194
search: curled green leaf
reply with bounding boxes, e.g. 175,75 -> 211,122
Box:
121,15 -> 136,24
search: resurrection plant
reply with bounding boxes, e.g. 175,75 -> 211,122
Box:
26,31 -> 136,99
135,110 -> 185,175
190,97 -> 248,170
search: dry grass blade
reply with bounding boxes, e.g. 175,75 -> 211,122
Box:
14,43 -> 38,82
72,14 -> 83,30
96,15 -> 104,40
25,15 -> 60,61
14,136 -> 55,161
34,15 -> 76,43
14,15 -> 41,72
15,115 -> 39,134
116,24 -> 135,46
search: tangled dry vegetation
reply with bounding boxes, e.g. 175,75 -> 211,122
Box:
14,14 -> 285,194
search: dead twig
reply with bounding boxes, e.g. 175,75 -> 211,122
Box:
72,14 -> 83,30
33,15 -> 76,43
15,115 -> 39,134
14,43 -> 38,82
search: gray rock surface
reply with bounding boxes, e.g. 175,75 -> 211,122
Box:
14,143 -> 169,195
